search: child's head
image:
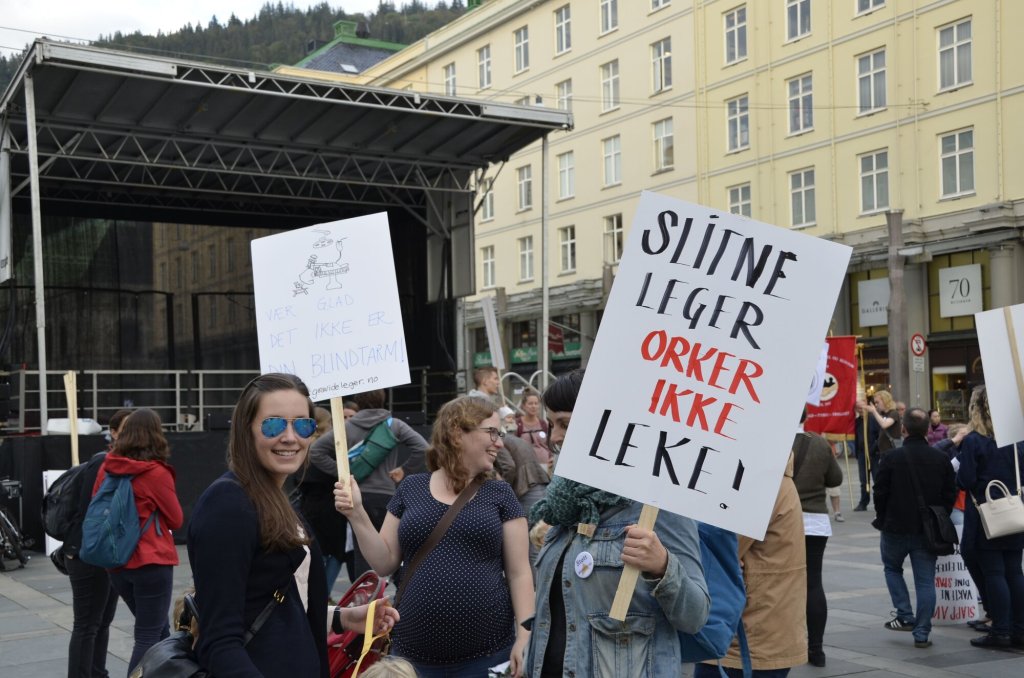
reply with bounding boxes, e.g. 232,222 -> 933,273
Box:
359,656 -> 419,678
172,587 -> 199,638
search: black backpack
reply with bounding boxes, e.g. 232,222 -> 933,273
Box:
41,452 -> 105,540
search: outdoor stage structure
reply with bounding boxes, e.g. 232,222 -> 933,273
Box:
0,39 -> 571,547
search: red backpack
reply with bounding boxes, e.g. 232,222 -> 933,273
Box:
327,572 -> 390,678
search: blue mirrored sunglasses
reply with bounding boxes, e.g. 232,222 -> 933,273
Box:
260,417 -> 317,439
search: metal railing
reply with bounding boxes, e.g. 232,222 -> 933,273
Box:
1,366 -> 457,434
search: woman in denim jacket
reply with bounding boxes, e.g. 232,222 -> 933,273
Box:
525,370 -> 710,677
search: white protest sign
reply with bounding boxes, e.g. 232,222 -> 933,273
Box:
480,295 -> 506,370
975,304 -> 1024,446
932,526 -> 982,625
553,192 -> 852,539
252,213 -> 410,401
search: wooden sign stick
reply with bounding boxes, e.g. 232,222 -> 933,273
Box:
330,396 -> 351,487
609,503 -> 660,621
1004,307 -> 1024,422
63,371 -> 80,466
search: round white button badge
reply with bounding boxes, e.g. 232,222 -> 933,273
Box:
574,551 -> 594,579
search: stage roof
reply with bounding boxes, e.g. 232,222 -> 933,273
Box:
0,40 -> 571,228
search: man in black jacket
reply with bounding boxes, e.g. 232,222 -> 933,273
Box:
873,407 -> 956,649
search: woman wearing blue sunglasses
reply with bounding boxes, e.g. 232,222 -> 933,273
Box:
187,373 -> 398,678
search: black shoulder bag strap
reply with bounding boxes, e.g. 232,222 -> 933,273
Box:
793,433 -> 812,479
183,576 -> 289,645
394,476 -> 484,607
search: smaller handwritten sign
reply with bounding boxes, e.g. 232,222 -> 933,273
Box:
252,213 -> 410,401
932,526 -> 981,625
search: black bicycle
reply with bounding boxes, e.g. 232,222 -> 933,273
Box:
0,479 -> 32,571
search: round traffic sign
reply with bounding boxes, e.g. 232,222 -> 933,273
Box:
910,333 -> 927,357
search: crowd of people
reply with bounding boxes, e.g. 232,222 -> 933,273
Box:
50,366 -> 1024,677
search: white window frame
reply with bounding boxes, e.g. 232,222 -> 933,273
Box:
787,73 -> 813,134
557,151 -> 575,199
517,165 -> 533,210
477,45 -> 491,89
652,0 -> 670,10
604,214 -> 624,264
938,18 -> 972,91
786,0 -> 811,41
600,0 -> 619,34
554,5 -> 572,55
559,225 -> 577,273
939,128 -> 975,198
514,26 -> 530,73
857,0 -> 885,15
519,236 -> 534,281
857,48 -> 886,114
556,79 -> 573,112
859,149 -> 889,214
728,183 -> 752,217
481,187 -> 495,221
481,245 -> 496,289
443,62 -> 456,96
653,118 -> 674,171
790,168 -> 816,228
651,38 -> 672,94
603,135 -> 622,186
601,60 -> 620,111
727,95 -> 750,152
724,6 -> 747,64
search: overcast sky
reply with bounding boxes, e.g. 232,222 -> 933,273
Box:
0,1 -> 435,58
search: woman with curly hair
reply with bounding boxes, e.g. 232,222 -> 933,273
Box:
956,384 -> 1024,649
335,395 -> 534,677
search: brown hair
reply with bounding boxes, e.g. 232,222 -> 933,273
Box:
229,373 -> 314,551
112,408 -> 169,461
108,408 -> 134,434
353,389 -> 386,411
968,385 -> 994,438
473,366 -> 498,388
427,396 -> 496,493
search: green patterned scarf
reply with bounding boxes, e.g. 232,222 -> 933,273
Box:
530,476 -> 633,530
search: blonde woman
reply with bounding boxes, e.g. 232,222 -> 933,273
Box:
866,390 -> 902,455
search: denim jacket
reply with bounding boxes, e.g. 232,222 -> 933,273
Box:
525,502 -> 709,677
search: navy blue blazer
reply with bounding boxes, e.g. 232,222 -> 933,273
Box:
188,472 -> 329,678
957,432 -> 1024,551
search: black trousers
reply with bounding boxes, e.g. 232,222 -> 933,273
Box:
67,555 -> 119,678
806,535 -> 829,653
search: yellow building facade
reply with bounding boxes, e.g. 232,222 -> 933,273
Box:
354,0 -> 1023,414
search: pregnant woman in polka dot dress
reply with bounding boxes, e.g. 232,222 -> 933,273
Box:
335,395 -> 535,677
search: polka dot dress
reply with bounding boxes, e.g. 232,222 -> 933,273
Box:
387,474 -> 524,664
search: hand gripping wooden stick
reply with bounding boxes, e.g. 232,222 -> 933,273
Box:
609,504 -> 660,621
330,396 -> 350,486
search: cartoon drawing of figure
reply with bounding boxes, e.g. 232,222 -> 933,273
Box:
296,232 -> 350,290
292,282 -> 309,297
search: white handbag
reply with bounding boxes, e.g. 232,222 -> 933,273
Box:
973,443 -> 1024,540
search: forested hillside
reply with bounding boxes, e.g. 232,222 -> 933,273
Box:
0,1 -> 467,93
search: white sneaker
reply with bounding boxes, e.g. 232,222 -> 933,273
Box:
835,513 -> 845,522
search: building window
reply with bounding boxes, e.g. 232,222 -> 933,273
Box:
727,95 -> 750,151
651,38 -> 672,93
208,297 -> 217,329
514,26 -> 530,73
443,62 -> 456,96
786,0 -> 811,41
729,183 -> 752,217
514,96 -> 531,106
207,244 -> 216,278
227,296 -> 236,323
790,168 -> 816,228
603,135 -> 622,186
226,238 -> 235,273
938,18 -> 972,91
601,0 -> 618,34
652,0 -> 670,9
857,49 -> 886,113
517,165 -> 533,210
481,187 -> 494,221
725,6 -> 747,64
787,73 -> 813,134
559,226 -> 576,272
860,150 -> 889,213
481,246 -> 495,288
556,79 -> 572,111
653,118 -> 674,171
519,236 -> 534,281
191,251 -> 199,283
557,151 -> 575,199
601,60 -> 620,111
554,5 -> 571,55
604,214 -> 624,264
857,0 -> 884,14
477,45 -> 491,89
940,129 -> 974,197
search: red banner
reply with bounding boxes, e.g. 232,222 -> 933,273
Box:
548,324 -> 565,354
804,336 -> 857,435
